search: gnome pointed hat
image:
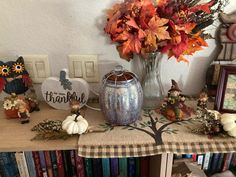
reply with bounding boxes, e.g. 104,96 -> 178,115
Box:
169,79 -> 182,92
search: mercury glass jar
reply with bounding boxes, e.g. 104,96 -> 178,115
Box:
100,65 -> 143,125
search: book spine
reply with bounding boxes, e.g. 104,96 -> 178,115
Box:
0,152 -> 14,177
202,153 -> 211,171
92,158 -> 102,177
197,154 -> 204,166
32,151 -> 43,177
38,151 -> 48,177
216,153 -> 225,172
70,150 -> 77,177
192,154 -> 197,162
135,158 -> 140,177
140,157 -> 149,177
84,158 -> 93,177
24,151 -> 37,177
119,158 -> 127,177
128,158 -> 136,177
222,153 -> 233,172
8,152 -> 19,177
62,150 -> 73,177
102,158 -> 110,177
74,151 -> 85,177
210,153 -> 220,174
50,151 -> 59,177
15,152 -> 30,177
111,158 -> 119,177
55,150 -> 65,177
44,151 -> 54,177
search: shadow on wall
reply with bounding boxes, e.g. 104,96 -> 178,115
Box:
183,55 -> 215,95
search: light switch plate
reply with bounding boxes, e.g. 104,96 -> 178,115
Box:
68,55 -> 99,82
20,55 -> 50,83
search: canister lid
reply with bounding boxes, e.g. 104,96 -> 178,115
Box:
104,65 -> 135,82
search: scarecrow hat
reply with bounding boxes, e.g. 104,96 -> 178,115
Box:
169,79 -> 182,92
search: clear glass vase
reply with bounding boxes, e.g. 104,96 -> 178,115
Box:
141,52 -> 164,109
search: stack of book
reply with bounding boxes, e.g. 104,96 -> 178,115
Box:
174,153 -> 236,176
0,151 -> 150,177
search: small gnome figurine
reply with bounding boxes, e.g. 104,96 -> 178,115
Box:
16,99 -> 30,124
160,80 -> 192,121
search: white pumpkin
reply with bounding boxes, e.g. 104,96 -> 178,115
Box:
62,114 -> 89,135
221,113 -> 236,137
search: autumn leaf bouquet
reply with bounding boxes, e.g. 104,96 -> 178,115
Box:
104,0 -> 226,62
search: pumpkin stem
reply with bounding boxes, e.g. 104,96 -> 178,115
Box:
75,115 -> 79,122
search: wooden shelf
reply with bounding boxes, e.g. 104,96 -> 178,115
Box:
0,102 -> 78,152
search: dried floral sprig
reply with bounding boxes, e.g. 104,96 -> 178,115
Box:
104,0 -> 228,62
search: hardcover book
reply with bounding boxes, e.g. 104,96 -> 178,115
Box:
44,151 -> 54,177
102,158 -> 110,177
55,150 -> 65,177
92,158 -> 103,177
128,157 -> 136,177
84,158 -> 93,177
50,151 -> 59,177
15,152 -> 30,177
119,158 -> 127,177
140,157 -> 150,177
24,151 -> 37,177
111,158 -> 119,177
74,152 -> 85,177
32,151 -> 43,177
38,151 -> 48,177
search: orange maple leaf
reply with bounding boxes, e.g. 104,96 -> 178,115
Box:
146,16 -> 170,42
183,34 -> 208,55
175,23 -> 197,34
115,31 -> 143,59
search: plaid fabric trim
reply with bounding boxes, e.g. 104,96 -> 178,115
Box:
78,141 -> 236,158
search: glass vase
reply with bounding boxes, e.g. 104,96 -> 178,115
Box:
141,52 -> 164,109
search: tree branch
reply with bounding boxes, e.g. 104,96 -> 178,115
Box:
126,125 -> 156,139
158,119 -> 191,132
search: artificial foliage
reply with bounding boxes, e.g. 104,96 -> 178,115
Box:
31,119 -> 71,140
104,0 -> 227,62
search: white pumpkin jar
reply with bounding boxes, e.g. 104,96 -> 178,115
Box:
62,114 -> 88,135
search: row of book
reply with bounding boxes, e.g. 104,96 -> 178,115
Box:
0,150 -> 150,177
175,153 -> 236,175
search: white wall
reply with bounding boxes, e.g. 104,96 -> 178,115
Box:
0,0 -> 235,100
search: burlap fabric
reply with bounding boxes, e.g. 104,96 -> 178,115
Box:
78,102 -> 236,158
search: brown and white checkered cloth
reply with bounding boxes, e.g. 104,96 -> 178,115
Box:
78,103 -> 236,158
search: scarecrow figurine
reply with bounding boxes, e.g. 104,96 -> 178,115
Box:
16,99 -> 30,124
160,80 -> 192,121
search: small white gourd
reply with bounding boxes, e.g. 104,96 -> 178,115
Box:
62,114 -> 88,135
221,113 -> 236,137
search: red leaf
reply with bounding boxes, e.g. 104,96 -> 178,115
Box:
139,4 -> 156,29
189,0 -> 215,14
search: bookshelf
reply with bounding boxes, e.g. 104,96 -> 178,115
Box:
1,102 -> 236,177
